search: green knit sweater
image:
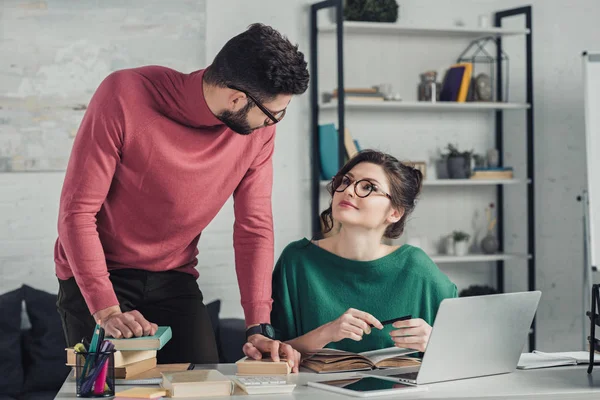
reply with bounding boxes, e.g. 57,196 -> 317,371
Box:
271,238 -> 457,353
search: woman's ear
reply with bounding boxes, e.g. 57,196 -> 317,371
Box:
387,207 -> 404,224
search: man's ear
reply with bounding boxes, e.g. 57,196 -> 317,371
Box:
387,207 -> 404,224
228,88 -> 247,112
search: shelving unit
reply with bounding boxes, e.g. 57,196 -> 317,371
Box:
319,100 -> 530,111
321,179 -> 526,187
310,1 -> 535,349
431,253 -> 531,264
318,21 -> 530,37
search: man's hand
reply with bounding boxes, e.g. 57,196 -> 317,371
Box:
389,318 -> 432,352
243,334 -> 301,373
93,306 -> 158,339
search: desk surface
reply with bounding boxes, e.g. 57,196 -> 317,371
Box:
56,364 -> 600,400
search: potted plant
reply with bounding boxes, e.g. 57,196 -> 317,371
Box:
444,143 -> 474,179
452,230 -> 471,256
331,0 -> 399,23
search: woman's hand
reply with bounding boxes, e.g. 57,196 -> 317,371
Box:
389,318 -> 432,352
325,308 -> 383,343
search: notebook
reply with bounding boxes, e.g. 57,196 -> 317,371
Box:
517,351 -> 593,369
301,347 -> 419,373
107,326 -> 172,351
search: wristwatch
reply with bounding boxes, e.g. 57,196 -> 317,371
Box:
246,323 -> 275,339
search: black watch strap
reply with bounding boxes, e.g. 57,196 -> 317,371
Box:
246,323 -> 275,339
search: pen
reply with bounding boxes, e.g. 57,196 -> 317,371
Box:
371,314 -> 412,327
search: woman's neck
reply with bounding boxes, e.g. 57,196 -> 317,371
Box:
328,228 -> 390,261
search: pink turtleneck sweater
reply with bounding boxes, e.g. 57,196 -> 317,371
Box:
54,66 -> 275,325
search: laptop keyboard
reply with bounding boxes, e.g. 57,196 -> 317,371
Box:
393,371 -> 419,381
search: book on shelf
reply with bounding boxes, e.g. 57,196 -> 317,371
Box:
65,348 -> 156,368
517,351 -> 598,370
332,87 -> 378,95
161,369 -> 234,398
343,128 -> 359,159
440,62 -> 473,102
107,326 -> 172,351
470,167 -> 514,180
236,357 -> 291,375
301,347 -> 420,373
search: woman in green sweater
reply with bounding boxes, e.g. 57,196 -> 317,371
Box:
271,149 -> 457,358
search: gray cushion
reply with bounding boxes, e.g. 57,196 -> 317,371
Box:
0,287 -> 24,396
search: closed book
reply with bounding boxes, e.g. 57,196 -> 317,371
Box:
114,357 -> 157,379
301,347 -> 420,373
115,387 -> 167,399
66,348 -> 156,367
235,357 -> 291,375
161,370 -> 233,398
116,363 -> 192,385
107,326 -> 172,351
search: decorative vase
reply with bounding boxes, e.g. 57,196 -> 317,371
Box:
447,155 -> 471,179
444,235 -> 455,255
481,232 -> 499,254
418,71 -> 441,102
487,148 -> 499,168
454,240 -> 469,256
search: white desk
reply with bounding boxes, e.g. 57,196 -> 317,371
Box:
55,364 -> 600,399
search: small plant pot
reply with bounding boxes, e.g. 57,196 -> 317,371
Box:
447,155 -> 471,179
454,240 -> 469,256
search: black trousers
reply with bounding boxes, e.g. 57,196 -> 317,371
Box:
56,269 -> 219,364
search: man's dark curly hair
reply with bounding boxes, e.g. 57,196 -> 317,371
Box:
204,23 -> 309,102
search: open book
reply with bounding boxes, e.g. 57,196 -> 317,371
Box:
517,351 -> 595,369
301,347 -> 420,373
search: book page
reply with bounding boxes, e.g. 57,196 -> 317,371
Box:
359,347 -> 418,365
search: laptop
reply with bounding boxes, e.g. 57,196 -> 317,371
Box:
362,291 -> 541,385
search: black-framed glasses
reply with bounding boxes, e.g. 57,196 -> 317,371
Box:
332,175 -> 392,199
227,85 -> 286,126
587,284 -> 600,373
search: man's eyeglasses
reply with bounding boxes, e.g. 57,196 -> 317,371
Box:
332,175 -> 392,199
227,85 -> 286,126
587,284 -> 600,373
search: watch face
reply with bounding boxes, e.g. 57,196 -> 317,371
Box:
264,324 -> 275,338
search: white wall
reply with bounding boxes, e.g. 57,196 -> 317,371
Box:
1,0 -> 597,352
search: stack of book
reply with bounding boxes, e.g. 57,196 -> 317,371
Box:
470,167 -> 514,180
327,87 -> 386,102
66,326 -> 172,380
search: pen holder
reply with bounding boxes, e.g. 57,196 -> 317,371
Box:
75,350 -> 115,397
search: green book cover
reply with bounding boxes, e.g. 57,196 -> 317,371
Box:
107,326 -> 172,351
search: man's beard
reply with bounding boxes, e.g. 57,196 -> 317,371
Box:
217,103 -> 256,135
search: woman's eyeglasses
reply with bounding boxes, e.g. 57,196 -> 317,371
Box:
332,175 -> 392,199
227,85 -> 286,126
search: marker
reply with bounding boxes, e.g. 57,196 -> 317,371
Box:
371,314 -> 412,328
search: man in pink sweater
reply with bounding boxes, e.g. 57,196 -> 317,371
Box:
55,23 -> 308,370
